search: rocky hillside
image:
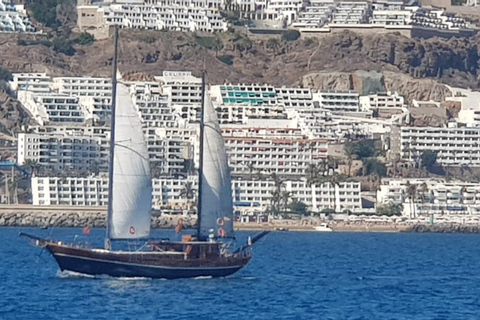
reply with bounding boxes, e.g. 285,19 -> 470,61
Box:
1,29 -> 480,94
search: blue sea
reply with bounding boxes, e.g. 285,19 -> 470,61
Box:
2,228 -> 480,320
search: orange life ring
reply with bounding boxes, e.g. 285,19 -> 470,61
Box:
129,226 -> 136,234
218,227 -> 227,237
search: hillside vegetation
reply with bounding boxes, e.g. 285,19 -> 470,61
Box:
0,28 -> 479,92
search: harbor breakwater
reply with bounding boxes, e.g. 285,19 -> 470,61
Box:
405,224 -> 480,233
0,211 -> 196,229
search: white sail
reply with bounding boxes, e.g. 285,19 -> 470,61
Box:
198,93 -> 234,239
108,82 -> 152,239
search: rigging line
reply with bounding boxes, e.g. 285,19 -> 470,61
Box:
204,123 -> 223,136
114,143 -> 150,162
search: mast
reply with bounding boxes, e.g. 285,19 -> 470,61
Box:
196,70 -> 206,240
105,26 -> 119,250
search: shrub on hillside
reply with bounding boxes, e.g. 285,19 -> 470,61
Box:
0,67 -> 12,82
282,30 -> 301,42
196,36 -> 223,50
53,37 -> 75,56
218,55 -> 234,65
29,0 -> 60,29
17,39 -> 52,47
75,32 -> 95,45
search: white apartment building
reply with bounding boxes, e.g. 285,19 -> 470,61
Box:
85,0 -> 228,33
276,87 -> 313,109
132,82 -> 174,129
10,73 -> 52,93
457,110 -> 480,128
314,90 -> 360,113
371,0 -> 404,11
265,0 -> 303,24
17,123 -> 197,177
18,92 -> 86,125
211,84 -> 279,106
359,92 -> 405,110
18,126 -> 110,173
0,0 -> 35,33
149,126 -> 199,175
156,71 -> 202,105
53,77 -> 112,122
32,175 -> 363,213
446,86 -> 480,127
130,79 -> 200,175
400,125 -> 480,166
331,1 -> 371,25
412,9 -> 469,30
210,84 -> 286,124
377,178 -> 480,216
52,77 -> 111,97
32,176 -> 109,206
292,0 -> 335,29
290,1 -> 472,34
370,9 -> 412,26
233,179 -> 362,213
152,176 -> 198,208
155,71 -> 202,123
223,127 -> 328,177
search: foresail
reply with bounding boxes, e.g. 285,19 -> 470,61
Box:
199,93 -> 235,240
108,82 -> 152,239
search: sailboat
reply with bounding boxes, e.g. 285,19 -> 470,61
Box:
20,28 -> 268,279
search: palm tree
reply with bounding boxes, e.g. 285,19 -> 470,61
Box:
265,38 -> 280,56
269,173 -> 284,215
306,163 -> 319,186
89,160 -> 100,176
327,156 -> 339,172
150,161 -> 163,178
318,157 -> 328,175
344,147 -> 357,176
406,181 -> 417,218
179,181 -> 196,210
234,36 -> 253,53
246,162 -> 256,180
22,159 -> 40,176
460,163 -> 472,180
7,174 -> 19,205
323,173 -> 347,212
211,38 -> 224,57
281,190 -> 292,213
370,173 -> 382,209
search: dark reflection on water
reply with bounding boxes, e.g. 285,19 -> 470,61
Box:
2,227 -> 480,319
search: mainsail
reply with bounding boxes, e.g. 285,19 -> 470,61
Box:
108,82 -> 152,239
198,93 -> 235,240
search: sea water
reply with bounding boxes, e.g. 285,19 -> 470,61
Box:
2,227 -> 480,319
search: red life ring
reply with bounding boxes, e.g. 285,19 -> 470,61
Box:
129,226 -> 136,234
218,227 -> 227,237
216,218 -> 224,226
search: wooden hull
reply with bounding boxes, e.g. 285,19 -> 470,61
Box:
46,243 -> 250,279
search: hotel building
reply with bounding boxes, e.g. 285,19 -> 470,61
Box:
359,92 -> 405,111
377,179 -> 480,216
10,73 -> 51,93
32,175 -> 363,213
223,127 -> 329,177
77,0 -> 228,36
17,126 -> 110,173
0,0 -> 35,33
399,125 -> 480,166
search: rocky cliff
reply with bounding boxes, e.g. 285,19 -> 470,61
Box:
2,29 -> 480,93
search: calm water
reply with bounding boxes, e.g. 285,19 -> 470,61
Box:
2,228 -> 480,319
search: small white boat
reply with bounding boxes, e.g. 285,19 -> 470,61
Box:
314,223 -> 333,232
